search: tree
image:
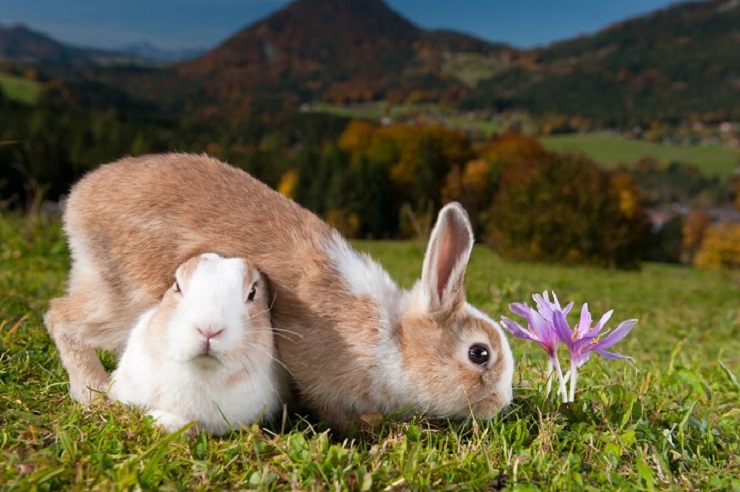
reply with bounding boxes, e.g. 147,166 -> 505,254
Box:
486,151 -> 649,268
681,209 -> 712,263
694,223 -> 740,270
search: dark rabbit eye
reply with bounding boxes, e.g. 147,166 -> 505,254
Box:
247,283 -> 257,302
468,344 -> 490,366
173,280 -> 181,293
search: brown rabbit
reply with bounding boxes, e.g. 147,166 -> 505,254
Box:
45,153 -> 514,431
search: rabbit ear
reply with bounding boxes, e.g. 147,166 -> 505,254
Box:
421,202 -> 474,312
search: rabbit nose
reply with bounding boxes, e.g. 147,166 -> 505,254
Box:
197,327 -> 224,340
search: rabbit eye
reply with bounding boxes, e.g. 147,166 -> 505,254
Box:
173,280 -> 181,293
247,283 -> 257,302
468,344 -> 490,366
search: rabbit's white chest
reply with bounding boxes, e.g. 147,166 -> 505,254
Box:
111,309 -> 280,435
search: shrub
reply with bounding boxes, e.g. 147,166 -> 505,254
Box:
486,152 -> 649,269
694,222 -> 740,270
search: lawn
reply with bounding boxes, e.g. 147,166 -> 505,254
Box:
0,73 -> 40,105
1,214 -> 739,490
302,103 -> 511,136
541,133 -> 739,181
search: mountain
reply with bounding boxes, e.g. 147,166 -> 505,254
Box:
175,0 -> 515,111
0,24 -> 148,66
463,0 -> 740,127
2,0 -> 737,127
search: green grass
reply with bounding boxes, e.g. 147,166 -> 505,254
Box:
541,133 -> 740,181
304,102 -> 440,121
302,103 -> 511,136
0,73 -> 40,105
2,215 -> 739,490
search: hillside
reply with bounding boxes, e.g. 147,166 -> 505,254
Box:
174,0 -> 515,112
0,24 -> 147,67
1,0 -> 737,127
464,0 -> 740,126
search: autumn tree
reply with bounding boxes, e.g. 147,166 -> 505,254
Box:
681,209 -> 712,263
600,170 -> 651,268
487,152 -> 649,268
694,223 -> 740,270
441,158 -> 493,235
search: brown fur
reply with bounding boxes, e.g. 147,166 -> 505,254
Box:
45,153 -> 512,430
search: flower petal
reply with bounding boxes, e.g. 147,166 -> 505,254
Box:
509,302 -> 532,320
563,301 -> 574,317
552,309 -> 574,350
595,349 -> 634,362
593,319 -> 638,350
577,303 -> 592,336
501,317 -> 537,342
589,309 -> 614,337
551,291 -> 562,310
530,310 -> 557,353
576,350 -> 592,367
532,294 -> 552,320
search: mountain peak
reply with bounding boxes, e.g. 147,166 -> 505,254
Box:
177,0 -> 507,109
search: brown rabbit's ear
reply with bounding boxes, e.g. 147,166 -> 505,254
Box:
421,202 -> 474,312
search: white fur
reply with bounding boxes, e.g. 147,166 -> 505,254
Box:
324,233 -> 416,414
325,231 -> 402,327
110,254 -> 282,435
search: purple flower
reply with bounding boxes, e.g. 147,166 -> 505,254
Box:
501,291 -> 572,400
501,290 -> 638,403
502,291 -> 569,360
554,303 -> 637,367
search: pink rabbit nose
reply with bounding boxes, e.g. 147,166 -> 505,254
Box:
198,327 -> 224,354
197,327 -> 224,339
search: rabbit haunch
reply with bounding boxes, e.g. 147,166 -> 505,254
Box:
44,152 -> 515,431
109,253 -> 284,435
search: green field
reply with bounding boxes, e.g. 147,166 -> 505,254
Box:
541,133 -> 739,181
0,73 -> 40,105
302,103 -> 510,135
2,215 -> 739,490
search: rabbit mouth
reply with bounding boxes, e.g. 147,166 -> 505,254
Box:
192,352 -> 222,368
469,393 -> 508,418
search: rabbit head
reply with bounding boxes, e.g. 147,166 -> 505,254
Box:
152,253 -> 273,371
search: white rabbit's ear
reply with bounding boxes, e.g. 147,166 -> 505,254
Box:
421,202 -> 474,312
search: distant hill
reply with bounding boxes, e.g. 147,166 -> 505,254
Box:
175,0 -> 515,111
0,24 -> 149,66
464,0 -> 740,126
1,0 -> 737,127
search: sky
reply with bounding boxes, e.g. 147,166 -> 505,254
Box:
1,0 -> 687,51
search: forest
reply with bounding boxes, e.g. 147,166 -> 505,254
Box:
2,89 -> 738,271
1,0 -> 739,271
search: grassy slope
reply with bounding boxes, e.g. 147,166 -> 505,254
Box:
541,133 -> 739,181
1,215 -> 739,490
303,103 -> 507,136
303,104 -> 738,180
0,73 -> 40,105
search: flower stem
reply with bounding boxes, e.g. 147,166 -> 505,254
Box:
545,360 -> 554,396
550,355 -> 568,403
569,360 -> 577,403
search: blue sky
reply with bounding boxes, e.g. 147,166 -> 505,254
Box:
1,0 -> 685,51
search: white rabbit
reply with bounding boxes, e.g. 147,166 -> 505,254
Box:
45,153 -> 514,431
109,253 -> 285,435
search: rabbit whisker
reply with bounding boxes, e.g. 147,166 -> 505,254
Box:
249,327 -> 302,342
245,343 -> 295,378
270,327 -> 304,338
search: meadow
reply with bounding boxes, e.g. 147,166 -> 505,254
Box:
541,133 -> 739,182
0,73 -> 40,105
305,103 -> 739,182
1,214 -> 739,491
